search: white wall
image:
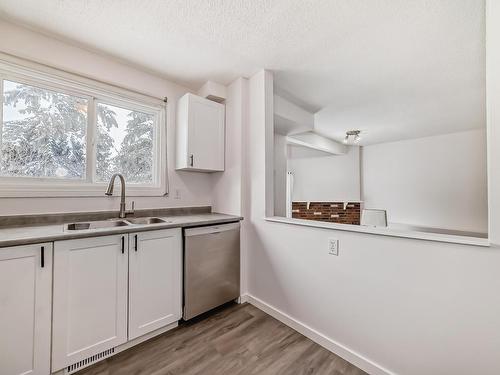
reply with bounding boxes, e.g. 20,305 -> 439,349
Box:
362,129 -> 488,233
487,0 -> 500,244
0,20 -> 214,215
274,94 -> 314,135
288,145 -> 360,202
244,67 -> 500,375
211,77 -> 247,215
273,134 -> 288,216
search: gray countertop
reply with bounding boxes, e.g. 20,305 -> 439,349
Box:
0,212 -> 243,248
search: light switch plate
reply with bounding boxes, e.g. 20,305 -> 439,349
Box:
174,189 -> 182,199
328,238 -> 339,256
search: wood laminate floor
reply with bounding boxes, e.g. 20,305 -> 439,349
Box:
77,303 -> 367,375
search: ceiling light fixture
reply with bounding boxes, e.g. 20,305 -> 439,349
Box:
343,130 -> 361,145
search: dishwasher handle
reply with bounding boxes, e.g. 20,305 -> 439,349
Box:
184,222 -> 240,237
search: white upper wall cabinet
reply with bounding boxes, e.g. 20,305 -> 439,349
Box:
176,93 -> 225,172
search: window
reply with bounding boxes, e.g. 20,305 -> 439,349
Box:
95,103 -> 155,184
0,56 -> 166,196
2,80 -> 88,179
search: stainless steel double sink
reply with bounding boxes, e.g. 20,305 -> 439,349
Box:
65,217 -> 171,231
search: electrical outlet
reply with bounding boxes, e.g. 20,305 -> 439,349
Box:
174,189 -> 181,199
328,238 -> 339,256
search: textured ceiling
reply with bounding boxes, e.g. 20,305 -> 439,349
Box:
0,0 -> 485,144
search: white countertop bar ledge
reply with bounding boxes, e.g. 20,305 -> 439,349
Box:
265,216 -> 492,247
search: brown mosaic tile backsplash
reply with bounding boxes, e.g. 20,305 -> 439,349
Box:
292,202 -> 361,225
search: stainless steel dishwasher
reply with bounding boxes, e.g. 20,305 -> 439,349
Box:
183,222 -> 240,320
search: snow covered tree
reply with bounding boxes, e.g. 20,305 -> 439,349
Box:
114,111 -> 154,183
1,82 -> 87,178
95,104 -> 119,181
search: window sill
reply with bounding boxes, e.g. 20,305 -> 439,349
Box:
265,216 -> 491,247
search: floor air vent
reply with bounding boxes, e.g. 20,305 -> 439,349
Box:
66,348 -> 115,374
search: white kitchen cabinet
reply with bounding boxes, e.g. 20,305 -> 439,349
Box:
176,93 -> 225,172
0,243 -> 52,375
128,228 -> 182,340
52,235 -> 128,372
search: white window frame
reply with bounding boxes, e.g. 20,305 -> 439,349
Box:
0,53 -> 168,197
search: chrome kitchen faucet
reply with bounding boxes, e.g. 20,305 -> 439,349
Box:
105,173 -> 135,218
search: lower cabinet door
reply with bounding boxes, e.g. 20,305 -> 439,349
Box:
128,228 -> 182,340
52,235 -> 128,372
0,243 -> 52,375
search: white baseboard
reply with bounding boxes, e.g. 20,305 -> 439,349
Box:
242,294 -> 395,375
239,294 -> 250,303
